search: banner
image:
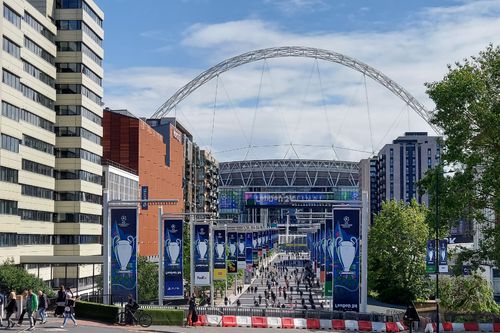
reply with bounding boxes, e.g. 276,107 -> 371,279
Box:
333,208 -> 360,312
237,232 -> 246,269
213,229 -> 227,280
141,186 -> 148,210
252,231 -> 258,262
227,232 -> 238,274
325,218 -> 333,297
320,223 -> 325,283
246,232 -> 253,271
163,219 -> 183,298
426,240 -> 436,274
257,231 -> 263,257
194,224 -> 210,286
438,239 -> 448,273
111,208 -> 138,301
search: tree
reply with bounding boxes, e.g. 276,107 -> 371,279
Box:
0,260 -> 53,296
439,275 -> 500,314
137,256 -> 158,302
368,200 -> 431,305
422,44 -> 500,270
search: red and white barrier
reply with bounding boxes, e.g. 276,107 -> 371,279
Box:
293,318 -> 307,329
425,322 -> 500,333
206,314 -> 222,327
267,317 -> 282,328
236,316 -> 252,327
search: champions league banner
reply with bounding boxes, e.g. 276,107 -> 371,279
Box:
320,223 -> 325,283
163,219 -> 183,298
227,232 -> 238,274
438,239 -> 448,273
111,208 -> 138,301
245,232 -> 253,270
325,218 -> 334,297
213,229 -> 227,280
194,224 -> 210,286
252,231 -> 258,261
238,232 -> 246,269
333,208 -> 360,312
426,240 -> 436,274
257,231 -> 263,257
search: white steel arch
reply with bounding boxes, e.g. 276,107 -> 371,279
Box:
151,46 -> 439,133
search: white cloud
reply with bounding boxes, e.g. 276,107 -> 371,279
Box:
104,0 -> 500,162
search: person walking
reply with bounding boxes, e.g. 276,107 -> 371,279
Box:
37,290 -> 48,324
55,285 -> 66,317
60,292 -> 77,328
187,294 -> 196,326
17,290 -> 28,326
5,292 -> 17,329
26,288 -> 38,331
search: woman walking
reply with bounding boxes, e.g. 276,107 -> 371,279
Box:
55,285 -> 66,317
5,292 -> 18,329
60,292 -> 77,328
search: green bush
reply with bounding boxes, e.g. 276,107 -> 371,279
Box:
0,260 -> 54,296
75,301 -> 120,323
142,308 -> 184,326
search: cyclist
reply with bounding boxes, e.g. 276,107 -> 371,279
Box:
125,294 -> 139,325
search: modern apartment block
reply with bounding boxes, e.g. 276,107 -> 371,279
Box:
0,0 -> 104,292
196,149 -> 219,216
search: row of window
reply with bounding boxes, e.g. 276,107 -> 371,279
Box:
23,159 -> 53,177
56,0 -> 103,27
55,235 -> 101,245
23,59 -> 56,88
2,101 -> 55,132
55,148 -> 101,165
24,12 -> 55,43
24,37 -> 55,65
56,40 -> 103,66
21,184 -> 53,199
3,5 -> 21,28
55,191 -> 102,204
55,212 -> 101,224
56,84 -> 102,106
82,43 -> 103,66
56,20 -> 102,47
55,169 -> 102,184
55,126 -> 101,145
3,36 -> 20,58
56,63 -> 102,86
19,208 -> 53,222
55,105 -> 102,125
0,200 -> 17,215
2,70 -> 55,110
1,134 -> 19,153
0,233 -> 100,247
0,166 -> 18,183
23,134 -> 54,154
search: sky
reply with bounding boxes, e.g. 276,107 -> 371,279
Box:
95,0 -> 499,162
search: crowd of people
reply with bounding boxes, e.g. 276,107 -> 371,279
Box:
0,285 -> 78,330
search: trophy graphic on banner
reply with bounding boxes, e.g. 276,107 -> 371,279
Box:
196,236 -> 208,261
229,241 -> 236,257
335,235 -> 358,275
328,238 -> 334,260
322,239 -> 327,257
252,238 -> 257,249
113,235 -> 135,273
216,234 -> 225,260
165,224 -> 181,266
428,244 -> 434,263
440,243 -> 446,262
257,237 -> 262,246
238,240 -> 245,254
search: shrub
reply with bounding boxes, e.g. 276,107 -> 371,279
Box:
75,301 -> 120,323
142,308 -> 184,325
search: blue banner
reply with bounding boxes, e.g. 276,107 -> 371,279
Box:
227,232 -> 238,274
194,224 -> 210,286
245,232 -> 253,270
141,186 -> 148,210
438,239 -> 448,273
325,217 -> 333,296
111,208 -> 137,301
333,208 -> 360,312
238,232 -> 246,269
252,231 -> 259,261
320,223 -> 325,281
426,240 -> 436,273
213,229 -> 226,280
164,219 -> 183,298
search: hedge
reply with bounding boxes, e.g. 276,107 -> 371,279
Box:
75,301 -> 120,323
142,308 -> 184,326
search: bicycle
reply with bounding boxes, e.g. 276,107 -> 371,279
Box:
116,307 -> 152,328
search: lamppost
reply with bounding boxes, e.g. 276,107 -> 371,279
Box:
435,163 -> 441,333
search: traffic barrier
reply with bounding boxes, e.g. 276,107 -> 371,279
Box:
452,323 -> 465,332
222,315 -> 237,327
464,323 -> 480,331
397,321 -> 407,331
443,322 -> 454,331
494,323 -> 500,332
206,314 -> 222,327
332,319 -> 346,330
320,319 -> 333,330
193,314 -> 207,326
307,318 -> 320,329
293,318 -> 307,329
479,323 -> 493,332
236,316 -> 252,327
251,316 -> 268,328
386,321 -> 400,332
281,317 -> 295,329
267,317 -> 282,328
372,321 -> 387,332
359,320 -> 374,331
345,319 -> 359,331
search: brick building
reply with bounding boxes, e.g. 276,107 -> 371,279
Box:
102,109 -> 184,257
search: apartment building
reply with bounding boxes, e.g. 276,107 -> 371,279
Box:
0,0 -> 104,292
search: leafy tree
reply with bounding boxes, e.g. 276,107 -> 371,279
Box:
137,255 -> 158,302
368,200 -> 431,304
439,275 -> 500,314
422,44 -> 500,270
0,260 -> 53,296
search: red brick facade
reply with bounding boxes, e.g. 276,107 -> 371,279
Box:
103,111 -> 184,256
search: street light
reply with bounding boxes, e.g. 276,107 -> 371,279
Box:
435,162 -> 441,333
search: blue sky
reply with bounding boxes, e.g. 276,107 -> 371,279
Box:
95,0 -> 499,162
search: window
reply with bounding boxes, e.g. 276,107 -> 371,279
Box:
54,235 -> 101,245
82,22 -> 102,46
21,184 -> 53,199
23,12 -> 55,43
24,37 -> 55,65
23,135 -> 54,154
1,134 -> 19,153
19,209 -> 53,222
55,105 -> 102,125
0,166 -> 18,183
56,41 -> 81,52
55,126 -> 102,145
0,200 -> 18,215
56,84 -> 102,106
20,109 -> 54,132
82,1 -> 102,26
2,101 -> 20,121
3,37 -> 20,58
81,85 -> 102,105
17,234 -> 52,246
23,60 -> 55,87
22,159 -> 53,177
2,70 -> 21,91
56,20 -> 81,30
55,213 -> 101,224
55,148 -> 101,164
22,84 -> 55,110
3,5 -> 21,28
55,169 -> 101,184
56,63 -> 102,86
55,191 -> 101,204
55,1 -> 103,27
82,43 -> 102,66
